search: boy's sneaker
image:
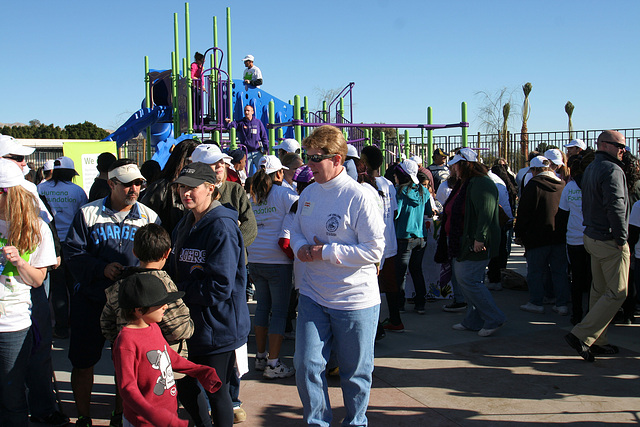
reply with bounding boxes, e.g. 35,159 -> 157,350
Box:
552,305 -> 569,316
255,356 -> 267,371
520,302 -> 544,313
233,406 -> 247,423
263,361 -> 295,379
383,322 -> 405,332
30,411 -> 70,426
75,416 -> 92,427
442,302 -> 467,312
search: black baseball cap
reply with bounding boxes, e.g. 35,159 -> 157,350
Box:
118,273 -> 185,309
172,162 -> 217,187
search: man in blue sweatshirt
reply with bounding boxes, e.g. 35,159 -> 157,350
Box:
225,105 -> 269,176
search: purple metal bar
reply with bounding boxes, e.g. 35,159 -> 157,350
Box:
268,120 -> 469,130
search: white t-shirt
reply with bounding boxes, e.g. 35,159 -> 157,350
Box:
628,200 -> 640,257
0,219 -> 57,332
436,179 -> 452,205
38,180 -> 88,240
248,185 -> 298,264
290,169 -> 384,310
558,180 -> 585,246
488,171 -> 513,219
243,65 -> 262,87
375,176 -> 398,259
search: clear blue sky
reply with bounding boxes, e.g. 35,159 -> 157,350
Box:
2,0 -> 638,138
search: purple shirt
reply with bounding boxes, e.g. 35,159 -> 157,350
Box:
228,117 -> 268,152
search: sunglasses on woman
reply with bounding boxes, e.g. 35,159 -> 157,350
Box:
306,153 -> 336,163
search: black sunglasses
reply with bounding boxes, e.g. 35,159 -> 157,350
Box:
113,179 -> 144,188
4,154 -> 25,162
604,140 -> 626,150
306,153 -> 336,163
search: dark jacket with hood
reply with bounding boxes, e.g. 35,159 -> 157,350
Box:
515,171 -> 566,249
169,200 -> 250,356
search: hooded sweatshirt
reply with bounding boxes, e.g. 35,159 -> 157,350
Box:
514,171 -> 566,249
169,201 -> 250,356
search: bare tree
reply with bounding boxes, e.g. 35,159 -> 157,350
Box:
474,87 -> 521,137
312,86 -> 350,120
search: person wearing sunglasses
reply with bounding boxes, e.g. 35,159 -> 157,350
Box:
63,159 -> 160,427
290,125 -> 384,426
566,130 -> 629,362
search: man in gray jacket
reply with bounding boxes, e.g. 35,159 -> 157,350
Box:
565,130 -> 629,361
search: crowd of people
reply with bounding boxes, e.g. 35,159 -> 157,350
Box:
0,125 -> 637,426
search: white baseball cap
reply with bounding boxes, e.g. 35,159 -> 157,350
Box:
398,159 -> 419,184
0,134 -> 35,157
529,156 -> 550,168
273,138 -> 300,153
190,144 -> 232,165
409,155 -> 423,165
43,160 -> 55,171
0,158 -> 28,188
243,54 -> 254,62
544,149 -> 564,166
448,147 -> 478,166
564,139 -> 586,150
108,164 -> 145,182
259,155 -> 288,174
347,144 -> 359,159
54,156 -> 77,171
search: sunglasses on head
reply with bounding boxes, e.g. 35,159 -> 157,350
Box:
306,153 -> 336,163
4,154 -> 25,162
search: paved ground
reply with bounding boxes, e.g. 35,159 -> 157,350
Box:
42,246 -> 640,426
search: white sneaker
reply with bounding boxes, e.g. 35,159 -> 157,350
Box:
255,356 -> 267,371
552,305 -> 569,316
478,323 -> 504,337
263,361 -> 295,379
452,323 -> 470,331
520,302 -> 544,313
486,282 -> 503,291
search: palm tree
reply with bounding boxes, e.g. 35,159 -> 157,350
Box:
521,83 -> 532,158
502,103 -> 510,158
565,101 -> 575,139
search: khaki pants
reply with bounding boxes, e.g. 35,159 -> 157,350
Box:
571,236 -> 629,346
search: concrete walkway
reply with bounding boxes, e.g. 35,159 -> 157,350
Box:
44,246 -> 640,426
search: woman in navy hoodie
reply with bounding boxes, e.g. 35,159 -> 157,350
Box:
169,162 -> 250,427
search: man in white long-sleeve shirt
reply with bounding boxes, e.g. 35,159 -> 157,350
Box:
290,125 -> 384,427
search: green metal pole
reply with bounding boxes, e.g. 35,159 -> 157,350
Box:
226,8 -> 233,124
171,52 -> 180,134
144,56 -> 151,160
364,129 -> 370,147
213,130 -> 220,145
396,133 -> 401,161
173,13 -> 180,76
277,128 -> 283,145
322,101 -> 328,123
427,107 -> 434,164
339,98 -> 344,123
185,3 -> 191,69
380,131 -> 386,175
269,101 -> 276,155
462,101 -> 468,148
404,130 -> 410,159
303,96 -> 309,140
294,95 -> 302,143
185,57 -> 193,134
229,127 -> 237,150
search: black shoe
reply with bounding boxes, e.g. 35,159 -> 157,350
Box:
75,416 -> 92,427
109,411 -> 123,427
564,333 -> 595,362
590,344 -> 619,355
31,411 -> 70,426
375,323 -> 386,341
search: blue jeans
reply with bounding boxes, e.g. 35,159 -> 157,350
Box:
294,295 -> 379,427
525,244 -> 569,307
246,150 -> 263,177
452,259 -> 506,330
0,327 -> 32,427
250,263 -> 293,335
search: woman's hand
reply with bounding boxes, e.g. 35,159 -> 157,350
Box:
472,240 -> 486,253
3,245 -> 25,268
3,246 -> 47,287
296,237 -> 324,262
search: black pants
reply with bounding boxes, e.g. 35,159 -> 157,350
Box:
487,226 -> 510,283
567,244 -> 592,322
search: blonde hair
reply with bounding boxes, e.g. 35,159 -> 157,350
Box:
302,125 -> 347,165
3,186 -> 41,253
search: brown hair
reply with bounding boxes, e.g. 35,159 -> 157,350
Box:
456,161 -> 489,182
302,125 -> 347,165
250,169 -> 277,205
3,186 -> 42,253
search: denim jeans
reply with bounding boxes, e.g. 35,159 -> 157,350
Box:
452,259 -> 506,330
294,295 -> 379,427
386,238 -> 425,323
246,150 -> 263,177
525,244 -> 570,307
0,327 -> 32,427
250,263 -> 294,335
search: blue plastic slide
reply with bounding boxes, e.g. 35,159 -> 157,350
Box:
103,106 -> 171,147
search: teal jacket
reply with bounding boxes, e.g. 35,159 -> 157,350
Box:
457,175 -> 501,262
395,184 -> 430,239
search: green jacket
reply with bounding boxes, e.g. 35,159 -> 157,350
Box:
457,175 -> 501,262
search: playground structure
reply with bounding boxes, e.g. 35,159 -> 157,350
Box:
105,3 -> 470,170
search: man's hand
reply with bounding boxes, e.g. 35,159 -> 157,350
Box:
104,262 -> 124,281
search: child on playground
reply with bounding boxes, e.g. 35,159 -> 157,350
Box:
113,272 -> 221,426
